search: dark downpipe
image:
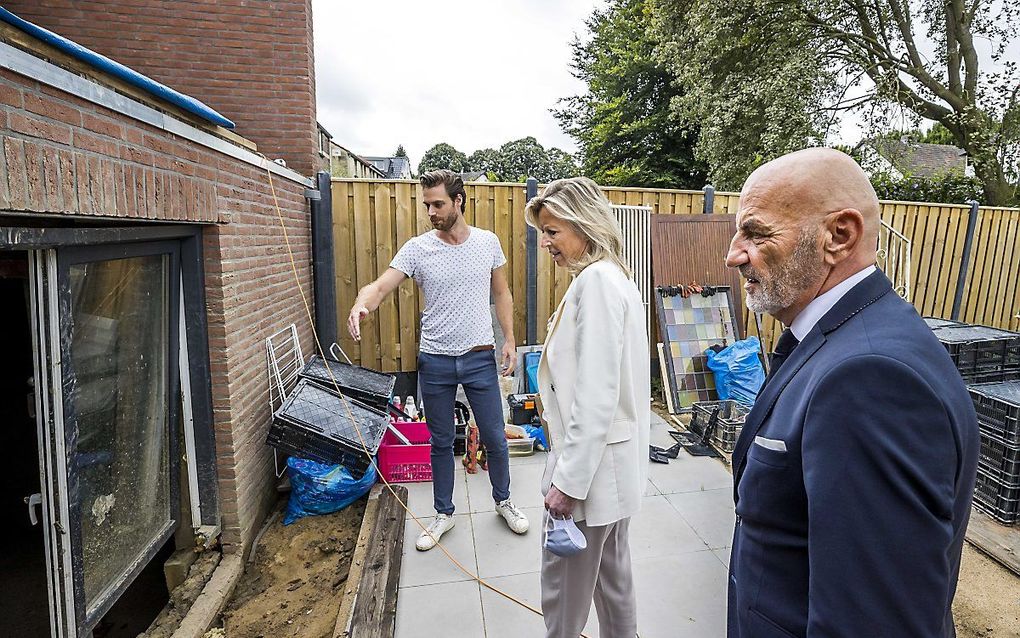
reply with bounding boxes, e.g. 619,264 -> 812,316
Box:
951,199 -> 980,321
310,170 -> 338,348
526,177 -> 539,345
703,184 -> 715,214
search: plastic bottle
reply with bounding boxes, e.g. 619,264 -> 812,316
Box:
392,395 -> 403,413
405,396 -> 418,420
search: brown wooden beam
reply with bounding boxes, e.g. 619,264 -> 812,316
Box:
334,484 -> 408,638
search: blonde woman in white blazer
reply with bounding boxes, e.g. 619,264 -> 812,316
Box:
527,177 -> 650,638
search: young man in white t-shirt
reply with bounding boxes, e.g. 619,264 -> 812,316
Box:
348,169 -> 529,550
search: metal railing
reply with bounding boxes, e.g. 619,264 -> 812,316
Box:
878,220 -> 912,301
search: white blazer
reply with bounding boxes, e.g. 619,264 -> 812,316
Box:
538,259 -> 650,526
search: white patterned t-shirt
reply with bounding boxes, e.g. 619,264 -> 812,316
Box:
390,227 -> 507,356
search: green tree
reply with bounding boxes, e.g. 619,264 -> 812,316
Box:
468,148 -> 500,175
556,0 -> 707,188
394,145 -> 408,158
919,123 -> 956,146
869,172 -> 983,204
546,148 -> 581,180
652,0 -> 1020,204
652,0 -> 835,190
418,143 -> 469,173
494,137 -> 552,182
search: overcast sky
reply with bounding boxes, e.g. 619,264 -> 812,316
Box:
311,1 -> 1015,170
312,0 -> 601,168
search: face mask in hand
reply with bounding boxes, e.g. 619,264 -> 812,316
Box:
543,511 -> 587,557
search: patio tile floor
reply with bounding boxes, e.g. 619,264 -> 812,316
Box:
394,410 -> 734,637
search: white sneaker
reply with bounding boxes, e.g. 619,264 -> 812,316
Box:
495,499 -> 530,534
416,513 -> 455,551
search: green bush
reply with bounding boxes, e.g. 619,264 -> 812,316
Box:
869,171 -> 983,205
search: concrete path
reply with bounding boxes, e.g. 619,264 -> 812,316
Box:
394,412 -> 735,637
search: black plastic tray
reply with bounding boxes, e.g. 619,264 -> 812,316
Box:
962,369 -> 1020,384
970,381 -> 1020,441
977,427 -> 1020,485
298,355 -> 396,411
935,326 -> 1020,376
973,467 -> 1020,525
924,317 -> 966,330
267,379 -> 389,476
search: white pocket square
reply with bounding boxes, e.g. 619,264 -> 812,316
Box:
754,436 -> 787,452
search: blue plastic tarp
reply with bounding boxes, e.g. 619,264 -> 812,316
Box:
284,458 -> 377,525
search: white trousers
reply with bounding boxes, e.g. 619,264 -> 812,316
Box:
540,516 -> 637,638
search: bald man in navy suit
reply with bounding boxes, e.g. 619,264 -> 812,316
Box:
725,149 -> 979,637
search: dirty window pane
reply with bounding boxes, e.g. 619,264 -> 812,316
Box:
69,254 -> 170,611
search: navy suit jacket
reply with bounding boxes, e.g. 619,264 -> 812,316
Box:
727,271 -> 979,637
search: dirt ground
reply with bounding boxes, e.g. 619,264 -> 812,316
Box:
954,545 -> 1020,637
219,499 -> 366,638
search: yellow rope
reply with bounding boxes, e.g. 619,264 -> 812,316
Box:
259,160 -> 588,635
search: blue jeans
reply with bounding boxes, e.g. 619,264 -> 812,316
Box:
418,349 -> 511,514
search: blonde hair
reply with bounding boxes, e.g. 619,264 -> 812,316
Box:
525,177 -> 631,277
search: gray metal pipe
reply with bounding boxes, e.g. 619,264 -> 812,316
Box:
703,184 -> 715,214
951,199 -> 980,321
526,177 -> 539,344
310,170 -> 337,347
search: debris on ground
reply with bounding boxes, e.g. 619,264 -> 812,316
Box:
218,498 -> 366,638
141,550 -> 221,638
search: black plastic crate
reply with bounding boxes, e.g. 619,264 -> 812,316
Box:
969,381 -> 1020,441
267,379 -> 389,477
962,369 -> 1020,384
972,467 -> 1020,525
934,326 -> 1020,376
691,400 -> 750,453
924,317 -> 966,330
976,427 -> 1020,484
298,355 -> 396,412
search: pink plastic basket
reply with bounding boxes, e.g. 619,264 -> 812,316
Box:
377,421 -> 433,483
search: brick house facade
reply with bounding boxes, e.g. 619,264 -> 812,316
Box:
5,0 -> 319,178
1,1 -> 317,574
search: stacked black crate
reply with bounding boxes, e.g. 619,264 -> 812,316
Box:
922,317 -> 966,330
268,379 -> 390,477
967,382 -> 1020,524
932,325 -> 1020,384
266,355 -> 397,477
926,319 -> 1020,524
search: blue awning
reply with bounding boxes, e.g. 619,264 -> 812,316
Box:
0,7 -> 235,129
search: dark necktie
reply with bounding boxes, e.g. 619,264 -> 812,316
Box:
764,328 -> 800,386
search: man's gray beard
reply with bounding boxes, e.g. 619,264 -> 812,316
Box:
745,230 -> 825,317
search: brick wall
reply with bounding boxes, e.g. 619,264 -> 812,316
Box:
0,64 -> 314,551
4,0 -> 319,177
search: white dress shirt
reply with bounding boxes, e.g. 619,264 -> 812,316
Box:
789,265 -> 877,340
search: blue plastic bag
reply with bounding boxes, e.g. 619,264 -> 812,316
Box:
705,337 -> 766,406
524,352 -> 542,393
523,424 -> 548,451
283,457 -> 377,525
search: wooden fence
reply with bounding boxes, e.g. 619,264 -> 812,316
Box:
331,178 -> 1020,372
